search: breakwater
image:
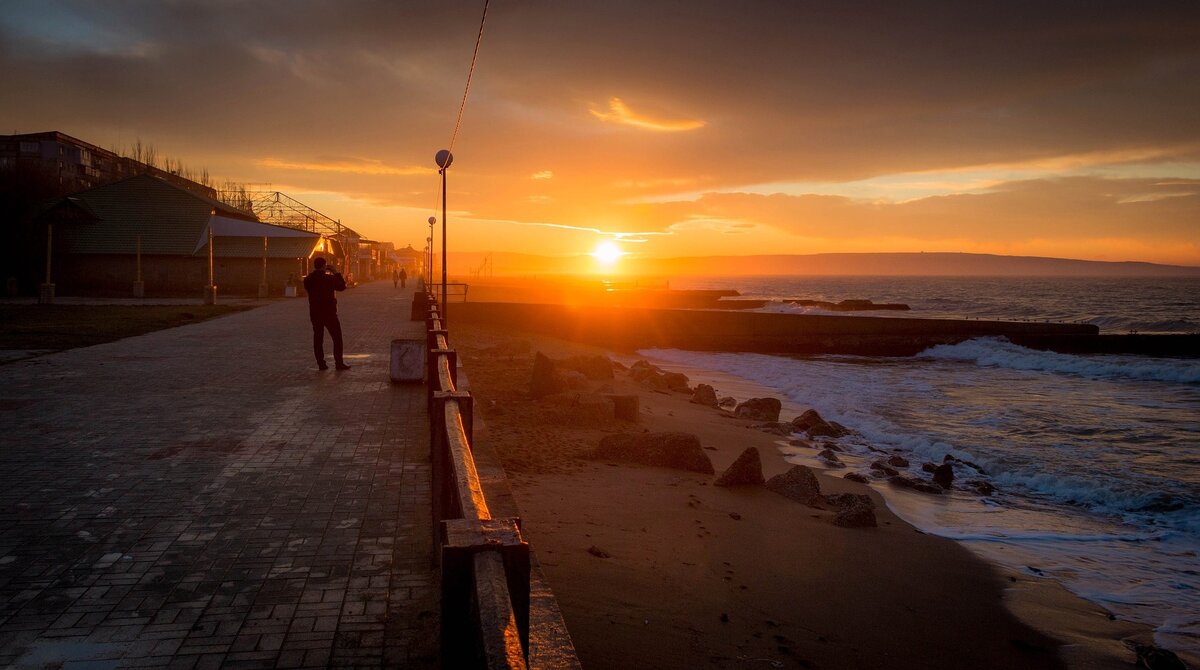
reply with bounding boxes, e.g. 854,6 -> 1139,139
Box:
449,302 -> 1135,356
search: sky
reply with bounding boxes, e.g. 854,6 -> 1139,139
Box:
2,1 -> 1199,268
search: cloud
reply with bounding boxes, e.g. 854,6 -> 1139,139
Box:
589,97 -> 706,132
531,170 -> 553,180
255,157 -> 430,176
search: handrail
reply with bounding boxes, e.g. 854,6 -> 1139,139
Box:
445,403 -> 490,521
419,291 -> 573,669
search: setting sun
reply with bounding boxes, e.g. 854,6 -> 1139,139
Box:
592,241 -> 623,265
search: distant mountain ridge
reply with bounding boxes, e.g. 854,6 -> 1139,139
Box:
628,252 -> 1200,277
448,251 -> 1200,277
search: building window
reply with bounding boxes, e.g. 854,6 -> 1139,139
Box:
20,142 -> 39,153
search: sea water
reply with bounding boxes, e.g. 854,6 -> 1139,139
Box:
641,276 -> 1200,655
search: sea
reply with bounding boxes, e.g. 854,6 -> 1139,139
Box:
640,276 -> 1200,656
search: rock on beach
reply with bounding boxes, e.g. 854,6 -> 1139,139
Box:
735,397 -> 782,422
766,465 -> 822,507
593,432 -> 715,474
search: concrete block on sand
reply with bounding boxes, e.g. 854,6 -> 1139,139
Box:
593,432 -> 715,474
715,447 -> 765,486
766,465 -> 823,507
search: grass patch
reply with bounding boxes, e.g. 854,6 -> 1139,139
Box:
0,304 -> 255,352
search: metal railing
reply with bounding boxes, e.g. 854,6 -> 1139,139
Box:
431,281 -> 471,304
423,294 -> 575,669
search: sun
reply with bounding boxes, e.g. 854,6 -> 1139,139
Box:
592,241 -> 623,265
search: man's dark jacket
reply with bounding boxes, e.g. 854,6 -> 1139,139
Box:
303,268 -> 346,315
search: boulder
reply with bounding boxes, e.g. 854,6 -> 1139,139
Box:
593,432 -> 715,474
827,493 -> 878,528
530,352 -> 566,398
559,354 -> 615,380
817,448 -> 845,468
766,465 -> 822,506
806,422 -> 839,438
1126,641 -> 1187,670
538,393 -> 617,427
604,394 -> 640,422
933,463 -> 955,489
833,504 -> 877,528
824,493 -> 872,510
561,369 -> 590,390
663,371 -> 691,392
843,472 -> 870,484
734,397 -> 782,422
921,462 -> 938,474
888,475 -> 944,495
715,447 -> 765,487
869,460 -> 899,477
790,409 -> 825,431
756,422 -> 793,436
887,455 -> 910,468
717,396 -> 737,410
690,384 -> 719,407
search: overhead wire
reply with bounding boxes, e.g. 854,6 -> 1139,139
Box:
427,0 -> 490,285
448,0 -> 490,155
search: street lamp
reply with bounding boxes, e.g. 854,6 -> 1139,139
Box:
434,149 -> 453,321
426,217 -> 435,287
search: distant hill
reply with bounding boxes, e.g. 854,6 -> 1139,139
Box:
448,251 -> 1200,278
626,253 -> 1200,277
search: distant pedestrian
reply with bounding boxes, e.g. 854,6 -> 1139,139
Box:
392,269 -> 399,288
303,257 -> 350,371
399,268 -> 408,288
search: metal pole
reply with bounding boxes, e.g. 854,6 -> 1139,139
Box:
207,225 -> 214,303
441,167 -> 447,322
261,236 -> 268,285
136,235 -> 142,282
44,223 -> 52,284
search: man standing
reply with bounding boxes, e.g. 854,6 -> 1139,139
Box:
399,267 -> 407,288
392,268 -> 399,288
303,257 -> 350,371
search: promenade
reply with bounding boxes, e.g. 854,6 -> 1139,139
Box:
0,281 -> 436,668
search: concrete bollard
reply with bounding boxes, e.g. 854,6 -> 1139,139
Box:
390,339 -> 425,383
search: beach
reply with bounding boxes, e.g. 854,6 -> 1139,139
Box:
452,314 -> 1172,669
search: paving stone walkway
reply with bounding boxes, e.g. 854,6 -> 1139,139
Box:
0,281 -> 437,669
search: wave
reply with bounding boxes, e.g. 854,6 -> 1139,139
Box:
931,529 -> 1166,543
920,337 -> 1200,384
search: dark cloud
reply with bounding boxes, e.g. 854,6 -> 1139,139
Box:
1,1 -> 1197,261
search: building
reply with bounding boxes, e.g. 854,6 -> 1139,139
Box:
37,174 -> 327,297
0,131 -> 218,199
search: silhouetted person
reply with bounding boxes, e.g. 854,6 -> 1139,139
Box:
303,257 -> 349,371
399,268 -> 407,288
392,269 -> 399,288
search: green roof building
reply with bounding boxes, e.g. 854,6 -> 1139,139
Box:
39,174 -> 327,297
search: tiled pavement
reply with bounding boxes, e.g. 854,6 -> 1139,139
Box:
0,281 -> 437,668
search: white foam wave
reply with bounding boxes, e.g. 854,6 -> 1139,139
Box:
921,337 -> 1200,384
931,530 -> 1164,543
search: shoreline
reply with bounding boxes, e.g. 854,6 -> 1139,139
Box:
637,352 -> 1200,668
453,318 -> 1173,669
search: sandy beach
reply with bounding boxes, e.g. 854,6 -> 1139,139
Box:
452,313 -> 1173,670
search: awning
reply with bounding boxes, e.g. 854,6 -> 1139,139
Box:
193,215 -> 320,255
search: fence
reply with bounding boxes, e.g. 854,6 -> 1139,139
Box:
422,293 -> 579,669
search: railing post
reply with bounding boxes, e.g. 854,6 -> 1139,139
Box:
433,391 -> 473,446
427,328 -> 448,352
442,518 -> 530,666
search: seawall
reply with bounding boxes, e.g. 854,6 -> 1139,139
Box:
448,302 -> 1132,357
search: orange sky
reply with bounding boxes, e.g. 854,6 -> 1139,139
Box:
2,1 -> 1198,267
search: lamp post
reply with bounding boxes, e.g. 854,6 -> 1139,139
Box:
434,149 -> 453,321
426,217 -> 435,287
